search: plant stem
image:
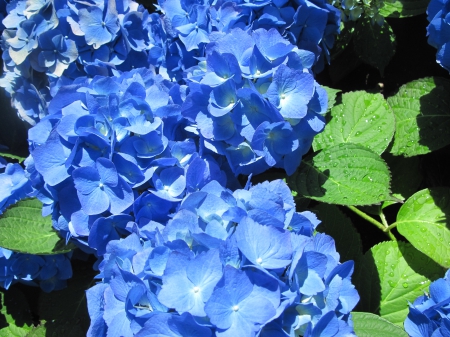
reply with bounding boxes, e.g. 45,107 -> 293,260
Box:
380,210 -> 397,241
379,211 -> 389,228
346,205 -> 396,241
386,222 -> 398,231
346,206 -> 385,230
386,230 -> 397,241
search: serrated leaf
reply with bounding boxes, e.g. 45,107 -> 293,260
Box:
352,312 -> 409,337
323,86 -> 341,113
394,188 -> 450,268
382,153 -> 422,208
0,199 -> 76,255
379,0 -> 428,18
354,241 -> 442,326
313,91 -> 395,154
0,153 -> 26,163
289,143 -> 392,205
353,17 -> 396,76
388,77 -> 450,157
0,325 -> 30,337
314,204 -> 363,263
24,325 -> 46,337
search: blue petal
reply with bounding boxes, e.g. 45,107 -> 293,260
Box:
235,217 -> 292,269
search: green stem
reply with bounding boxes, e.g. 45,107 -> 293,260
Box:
380,211 -> 397,241
346,205 -> 385,230
386,222 -> 398,231
386,230 -> 397,241
379,211 -> 389,228
346,205 -> 396,241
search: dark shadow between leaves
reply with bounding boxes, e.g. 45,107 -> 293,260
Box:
398,242 -> 443,282
305,166 -> 329,198
288,161 -> 329,199
429,187 -> 450,232
0,286 -> 35,329
45,320 -> 85,337
52,239 -> 77,254
39,257 -> 97,337
353,249 -> 381,314
417,79 -> 450,153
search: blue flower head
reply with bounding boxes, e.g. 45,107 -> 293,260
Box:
30,29 -> 78,76
158,249 -> 223,316
427,0 -> 450,72
78,0 -> 120,49
205,265 -> 277,337
404,269 -> 450,337
72,157 -> 134,215
0,163 -> 33,213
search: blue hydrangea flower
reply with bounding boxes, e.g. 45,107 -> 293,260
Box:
204,265 -> 278,337
72,157 -> 134,215
0,163 -> 33,213
0,250 -> 72,292
404,269 -> 450,337
427,0 -> 450,72
158,249 -> 223,316
84,179 -> 358,336
77,0 -> 120,49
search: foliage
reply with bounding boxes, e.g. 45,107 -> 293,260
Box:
0,199 -> 76,255
0,0 -> 449,334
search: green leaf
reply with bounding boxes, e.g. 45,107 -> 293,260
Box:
0,325 -> 30,337
323,86 -> 341,113
0,198 -> 76,255
379,0 -> 428,18
394,188 -> 450,268
388,77 -> 450,157
0,153 -> 26,163
288,143 -> 392,205
382,153 -> 422,208
352,312 -> 409,337
24,325 -> 46,337
354,241 -> 442,326
313,91 -> 395,155
314,204 -> 363,263
353,17 -> 396,76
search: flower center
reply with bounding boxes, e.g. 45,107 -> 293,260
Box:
232,305 -> 239,312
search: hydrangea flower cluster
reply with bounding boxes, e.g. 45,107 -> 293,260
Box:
404,269 -> 450,337
10,16 -> 337,254
0,0 -> 340,123
0,162 -> 32,212
0,247 -> 72,293
427,0 -> 450,72
87,179 -> 359,337
0,0 -> 360,335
